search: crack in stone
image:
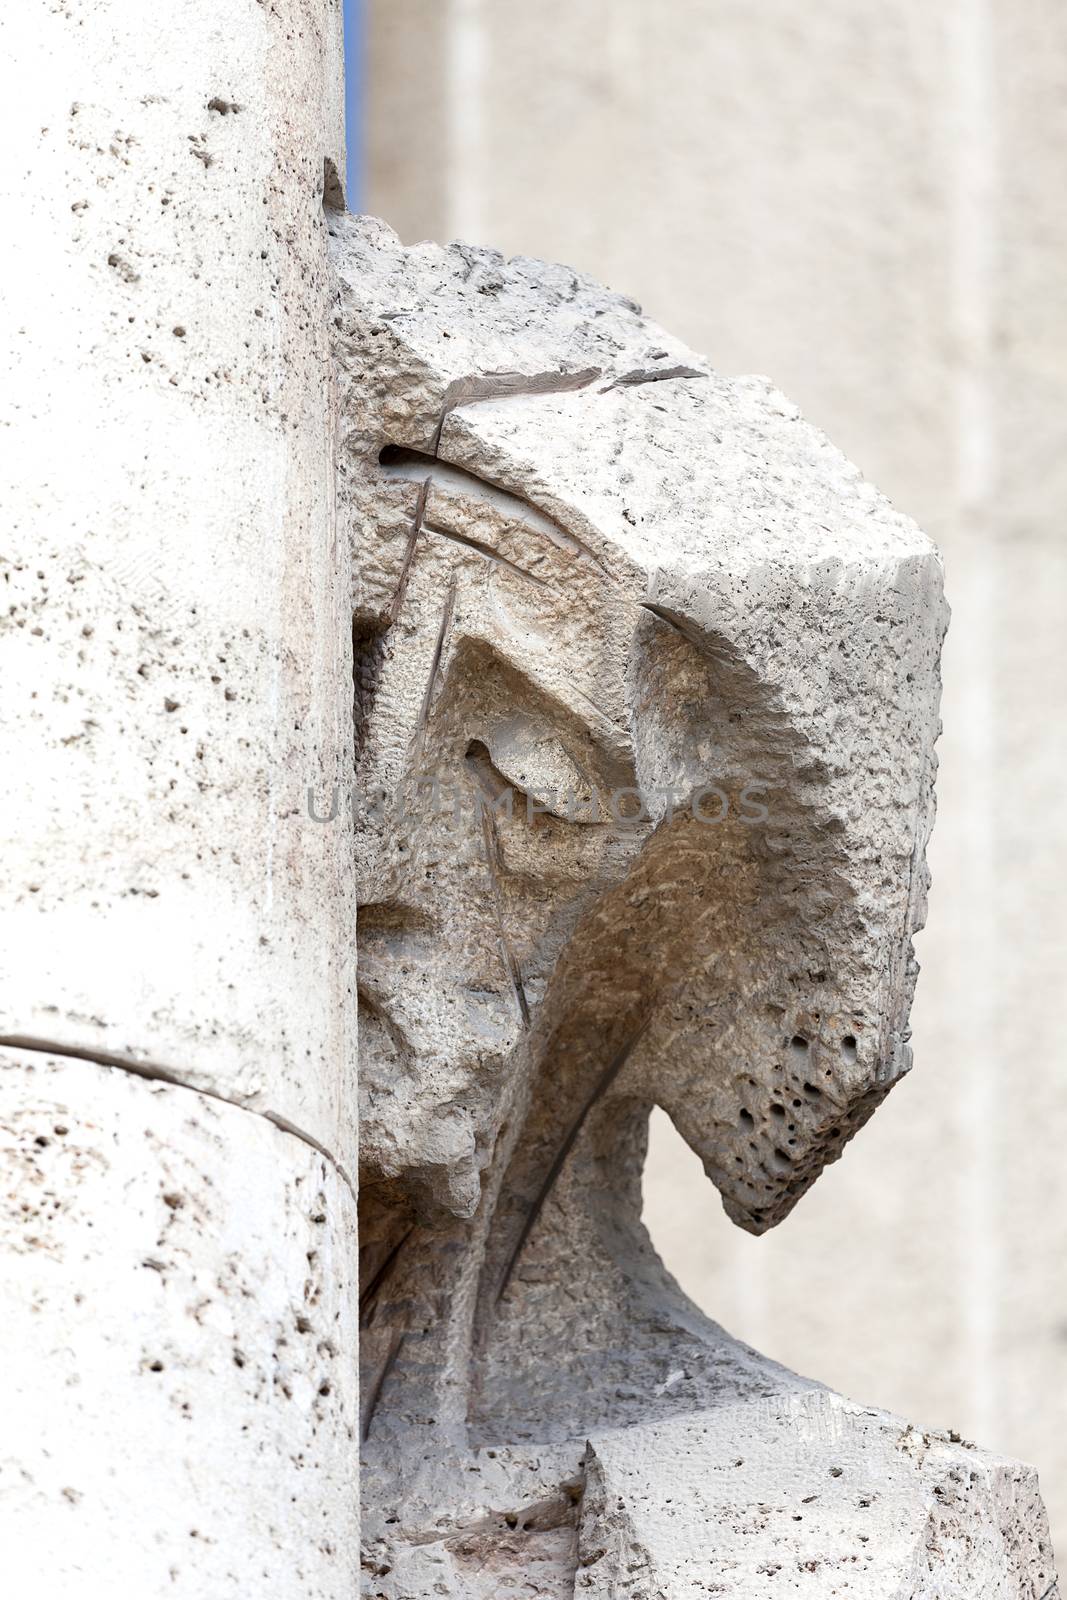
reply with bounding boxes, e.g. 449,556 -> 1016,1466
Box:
599,363 -> 705,392
494,1010 -> 655,1307
388,473 -> 431,624
361,1328 -> 405,1443
0,1033 -> 355,1198
431,367 -> 601,455
360,1224 -> 415,1328
480,800 -> 531,1032
414,576 -> 458,746
424,518 -> 549,587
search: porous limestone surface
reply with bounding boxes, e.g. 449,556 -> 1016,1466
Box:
333,218 -> 1056,1596
579,1399 -> 1055,1599
367,11 -> 1067,1546
0,0 -> 356,1167
367,1393 -> 1056,1599
334,212 -> 945,1229
0,1047 -> 359,1599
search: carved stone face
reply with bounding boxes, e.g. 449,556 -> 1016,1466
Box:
333,222 -> 1057,1600
335,216 -> 946,1242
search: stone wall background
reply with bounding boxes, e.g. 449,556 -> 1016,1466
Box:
364,0 -> 1067,1554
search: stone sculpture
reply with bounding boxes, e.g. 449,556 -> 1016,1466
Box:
335,215 -> 1057,1598
2,0 -> 1057,1570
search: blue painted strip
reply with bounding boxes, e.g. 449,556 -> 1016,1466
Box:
343,0 -> 363,210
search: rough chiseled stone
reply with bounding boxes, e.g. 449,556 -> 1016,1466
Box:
332,215 -> 1056,1598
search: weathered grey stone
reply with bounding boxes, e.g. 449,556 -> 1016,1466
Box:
365,3 -> 1067,1549
332,215 -> 1056,1597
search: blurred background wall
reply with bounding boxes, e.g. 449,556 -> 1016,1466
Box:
359,0 -> 1067,1552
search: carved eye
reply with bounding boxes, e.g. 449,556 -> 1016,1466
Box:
466,720 -> 598,822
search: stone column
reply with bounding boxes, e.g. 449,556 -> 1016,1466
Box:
0,3 -> 357,1594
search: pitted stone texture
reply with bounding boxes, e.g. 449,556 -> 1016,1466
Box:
365,3 -> 1067,1548
362,1380 -> 1058,1600
337,221 -> 1053,1597
579,1400 -> 1056,1599
334,212 -> 945,1230
0,1049 -> 359,1600
0,1 -> 355,1167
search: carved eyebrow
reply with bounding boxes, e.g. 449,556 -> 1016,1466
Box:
379,444 -> 611,577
